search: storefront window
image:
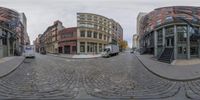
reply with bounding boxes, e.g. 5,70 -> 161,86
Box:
72,46 -> 76,52
80,42 -> 85,52
190,26 -> 199,42
177,26 -> 187,42
191,47 -> 198,56
99,43 -> 102,52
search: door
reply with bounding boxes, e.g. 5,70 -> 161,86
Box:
166,37 -> 174,48
64,46 -> 70,54
58,47 -> 63,53
177,45 -> 187,59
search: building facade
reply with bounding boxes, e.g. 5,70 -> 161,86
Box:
77,13 -> 123,54
140,6 -> 200,63
34,34 -> 41,53
58,27 -> 77,54
137,12 -> 147,51
37,13 -> 123,55
132,34 -> 139,50
19,13 -> 30,45
43,20 -> 64,54
0,7 -> 27,58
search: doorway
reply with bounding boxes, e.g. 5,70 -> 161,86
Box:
64,46 -> 70,54
166,37 -> 174,48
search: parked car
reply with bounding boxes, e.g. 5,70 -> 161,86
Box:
40,50 -> 46,55
23,45 -> 35,58
130,50 -> 134,53
102,44 -> 119,58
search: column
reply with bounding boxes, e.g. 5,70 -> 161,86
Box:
77,40 -> 80,54
97,43 -> 99,53
97,32 -> 99,39
85,42 -> 87,54
0,39 -> 3,58
62,46 -> 64,53
154,31 -> 158,57
187,25 -> 190,59
162,28 -> 165,47
174,25 -> 177,60
198,41 -> 200,58
199,27 -> 200,58
7,33 -> 10,56
91,31 -> 94,38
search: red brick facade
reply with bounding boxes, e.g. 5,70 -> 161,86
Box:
58,27 -> 77,54
140,6 -> 200,38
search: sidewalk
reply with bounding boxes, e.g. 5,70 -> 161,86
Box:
0,56 -> 25,78
135,54 -> 200,81
48,53 -> 102,59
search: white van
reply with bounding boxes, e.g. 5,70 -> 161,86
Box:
23,45 -> 35,58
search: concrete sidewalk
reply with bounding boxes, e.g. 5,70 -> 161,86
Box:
0,56 -> 25,78
135,54 -> 200,81
48,54 -> 102,59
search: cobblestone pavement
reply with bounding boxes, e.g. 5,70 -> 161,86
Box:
1,53 -> 200,99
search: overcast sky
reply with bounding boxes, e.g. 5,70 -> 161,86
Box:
0,0 -> 199,47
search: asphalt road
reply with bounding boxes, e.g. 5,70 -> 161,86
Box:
0,52 -> 200,100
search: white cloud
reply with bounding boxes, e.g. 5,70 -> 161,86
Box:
0,0 -> 200,47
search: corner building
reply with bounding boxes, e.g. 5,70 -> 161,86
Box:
0,7 -> 26,58
77,13 -> 123,54
139,6 -> 200,63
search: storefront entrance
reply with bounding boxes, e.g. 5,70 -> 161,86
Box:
64,46 -> 70,54
166,37 -> 174,48
177,44 -> 187,59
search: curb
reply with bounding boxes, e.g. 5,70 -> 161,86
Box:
134,53 -> 200,82
0,57 -> 25,78
47,54 -> 102,59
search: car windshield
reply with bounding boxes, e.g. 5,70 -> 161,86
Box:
25,47 -> 32,50
1,0 -> 200,100
104,48 -> 110,52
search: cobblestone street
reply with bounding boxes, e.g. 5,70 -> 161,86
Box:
1,53 -> 200,100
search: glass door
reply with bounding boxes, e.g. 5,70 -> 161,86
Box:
177,45 -> 187,59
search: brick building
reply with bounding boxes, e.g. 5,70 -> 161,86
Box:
139,6 -> 200,63
58,27 -> 77,54
0,7 -> 28,58
43,20 -> 64,54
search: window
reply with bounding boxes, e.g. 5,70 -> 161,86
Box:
157,29 -> 163,44
62,33 -> 73,38
104,35 -> 106,40
177,26 -> 187,42
94,24 -> 98,29
80,42 -> 85,52
165,16 -> 173,22
87,31 -> 92,37
107,36 -> 110,41
99,26 -> 102,30
93,32 -> 97,38
165,26 -> 174,35
72,46 -> 76,52
156,19 -> 161,25
99,33 -> 102,39
178,47 -> 182,54
80,31 -> 85,37
2,37 -> 7,45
